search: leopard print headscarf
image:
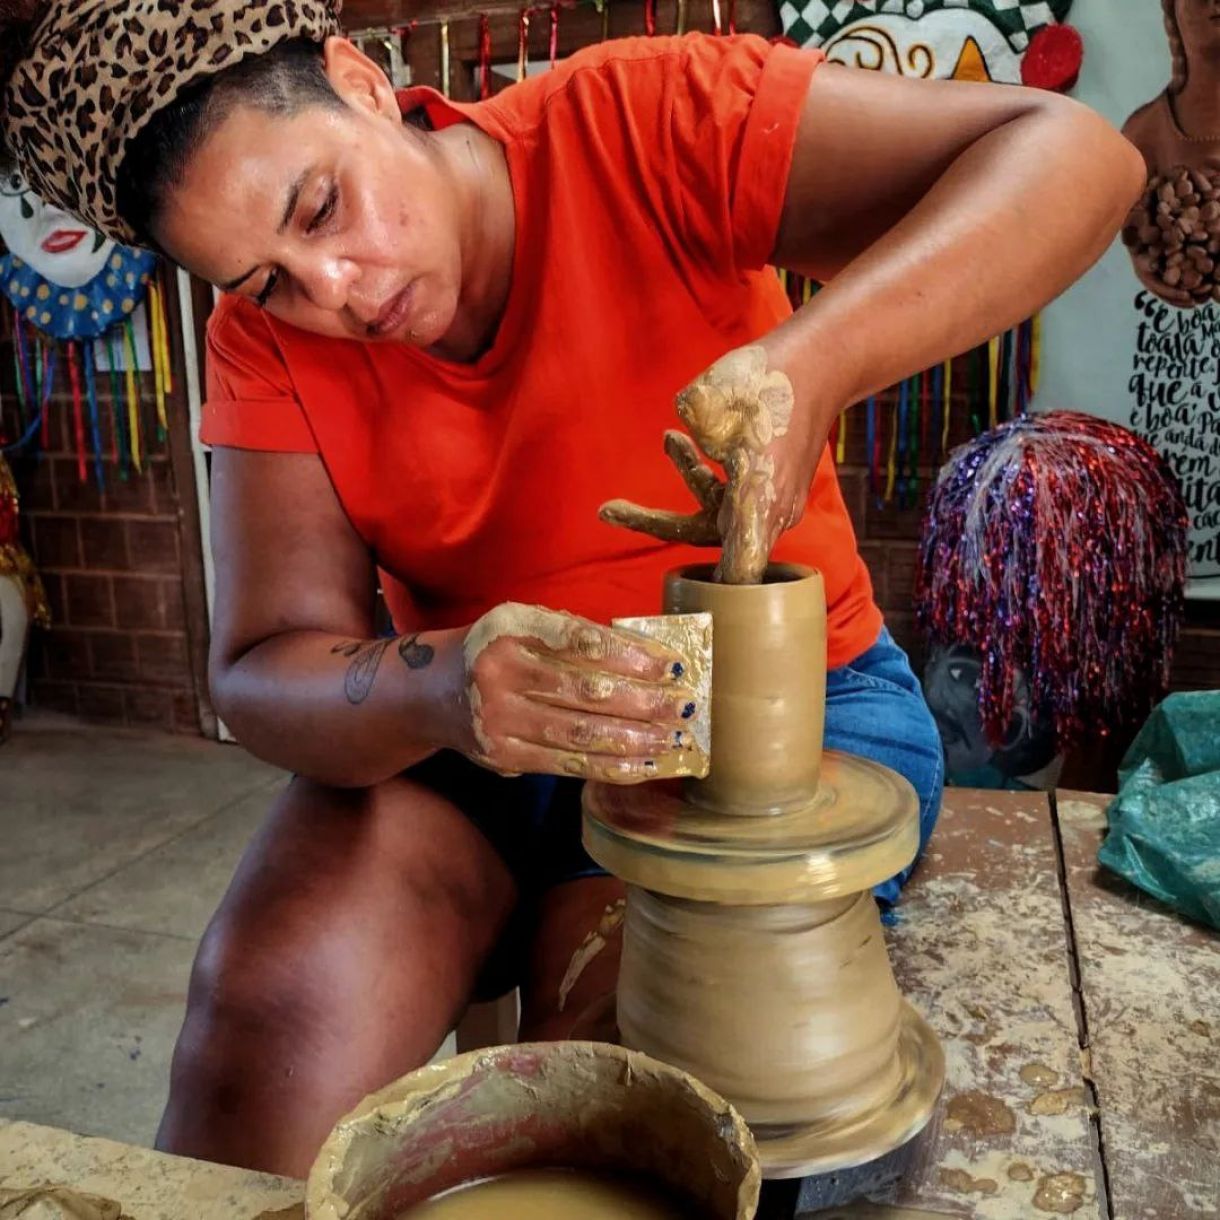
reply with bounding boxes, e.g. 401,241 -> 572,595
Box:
2,1 -> 344,246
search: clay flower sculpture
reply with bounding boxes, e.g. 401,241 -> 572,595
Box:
600,347 -> 794,585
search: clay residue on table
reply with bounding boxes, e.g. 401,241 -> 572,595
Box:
1031,1171 -> 1087,1214
943,1091 -> 1017,1137
0,1122 -> 302,1220
0,1186 -> 128,1219
1018,1063 -> 1059,1089
937,1167 -> 999,1196
1026,1088 -> 1086,1118
875,792 -> 1103,1219
1056,791 -> 1220,1220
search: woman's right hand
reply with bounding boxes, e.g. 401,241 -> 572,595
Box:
459,603 -> 698,783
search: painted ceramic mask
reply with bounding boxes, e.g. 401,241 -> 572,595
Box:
0,168 -> 115,289
782,0 -> 1079,89
823,9 -> 1023,82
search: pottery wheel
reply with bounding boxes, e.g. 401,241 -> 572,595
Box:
584,749 -> 920,905
583,565 -> 945,1179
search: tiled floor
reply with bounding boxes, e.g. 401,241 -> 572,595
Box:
0,713 -> 285,1148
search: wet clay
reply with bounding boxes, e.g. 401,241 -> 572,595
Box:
1032,1172 -> 1087,1214
581,565 -> 943,1177
937,1168 -> 1000,1195
601,432 -> 724,548
1026,1086 -> 1087,1117
1020,1062 -> 1060,1089
557,899 -> 626,1013
398,1168 -> 701,1219
666,566 -> 825,815
599,347 -> 796,585
614,611 -> 714,775
944,1090 -> 1017,1136
619,890 -> 903,1127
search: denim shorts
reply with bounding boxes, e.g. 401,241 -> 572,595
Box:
406,624 -> 944,913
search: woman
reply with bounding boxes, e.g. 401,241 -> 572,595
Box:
2,0 -> 1142,1177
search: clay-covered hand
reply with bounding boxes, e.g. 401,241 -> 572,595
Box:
600,346 -> 819,584
460,603 -> 698,783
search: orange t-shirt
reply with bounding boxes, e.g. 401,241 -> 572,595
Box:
201,33 -> 883,669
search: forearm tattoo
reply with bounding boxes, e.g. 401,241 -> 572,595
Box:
331,639 -> 393,705
398,633 -> 435,670
331,633 -> 434,704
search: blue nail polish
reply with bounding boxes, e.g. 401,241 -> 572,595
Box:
671,661 -> 685,679
682,702 -> 696,720
674,730 -> 684,746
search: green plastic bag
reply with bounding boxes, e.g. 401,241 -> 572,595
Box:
1098,691 -> 1220,931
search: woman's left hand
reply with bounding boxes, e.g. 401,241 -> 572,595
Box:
600,344 -> 828,583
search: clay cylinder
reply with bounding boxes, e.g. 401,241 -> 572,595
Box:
618,890 -> 904,1130
664,564 -> 826,815
306,1042 -> 760,1220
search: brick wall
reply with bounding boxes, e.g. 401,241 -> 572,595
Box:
2,329 -> 208,734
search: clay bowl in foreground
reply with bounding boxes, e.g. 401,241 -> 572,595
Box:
305,1041 -> 760,1220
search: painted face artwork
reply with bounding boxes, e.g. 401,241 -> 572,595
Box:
780,0 -> 1077,86
0,168 -> 115,289
822,8 -> 1022,82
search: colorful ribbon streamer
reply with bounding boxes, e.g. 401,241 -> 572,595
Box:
479,14 -> 493,98
123,317 -> 141,473
83,344 -> 104,489
68,340 -> 87,483
104,330 -> 126,478
866,395 -> 878,503
886,389 -> 899,505
148,283 -> 168,441
987,335 -> 1000,431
